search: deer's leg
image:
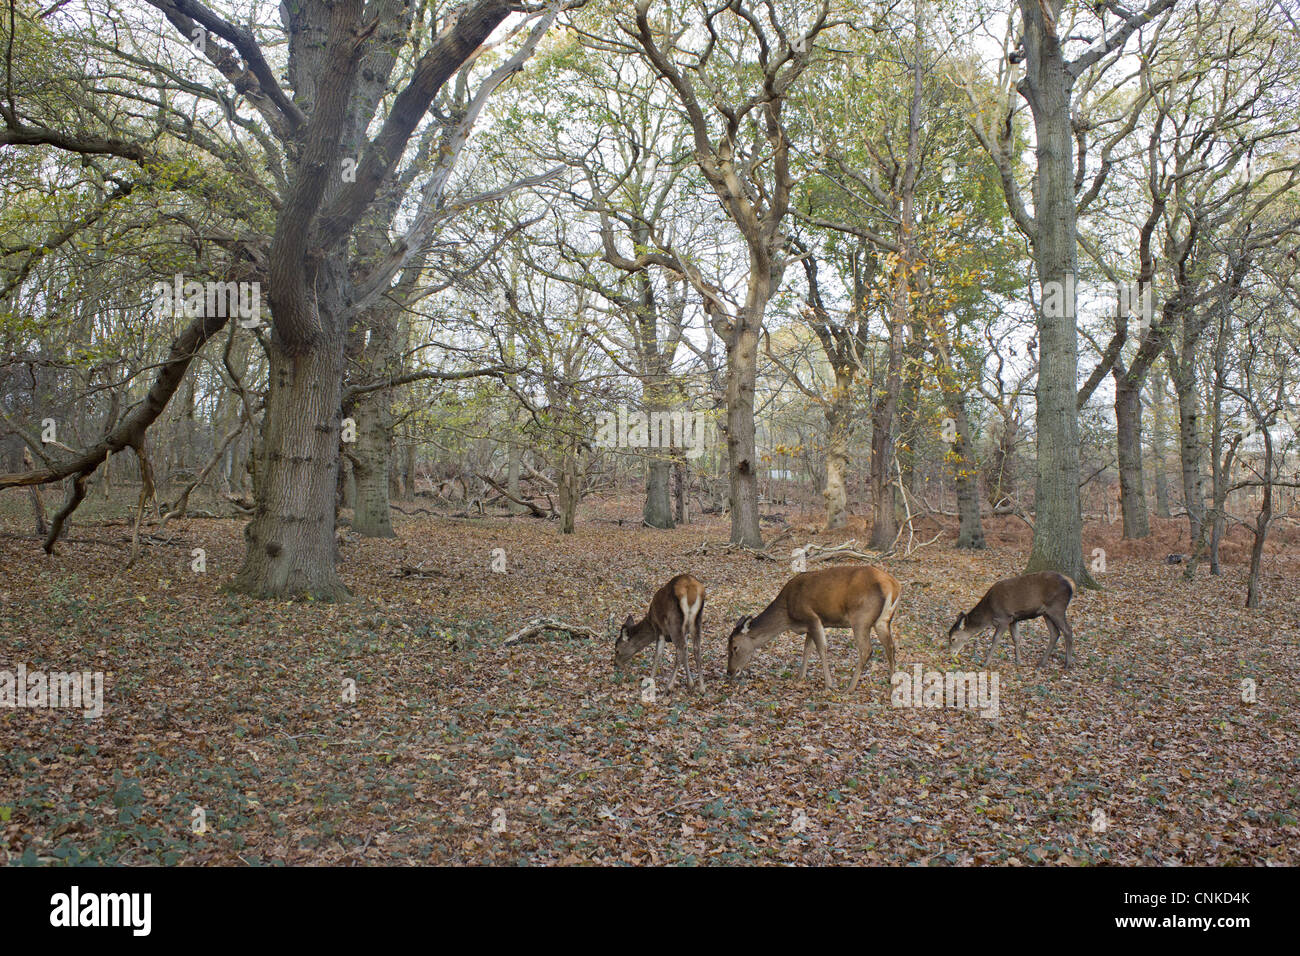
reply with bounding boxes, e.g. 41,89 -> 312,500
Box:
650,636 -> 666,683
1008,621 -> 1021,665
809,619 -> 832,690
692,619 -> 704,691
1058,614 -> 1075,669
983,624 -> 1006,667
665,637 -> 682,691
1038,619 -> 1061,668
876,613 -> 897,675
678,633 -> 695,692
848,620 -> 873,693
798,632 -> 813,682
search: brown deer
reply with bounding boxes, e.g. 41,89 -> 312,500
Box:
726,565 -> 901,691
947,571 -> 1076,668
614,574 -> 706,691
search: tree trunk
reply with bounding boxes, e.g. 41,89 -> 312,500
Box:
340,459 -> 355,511
823,372 -> 852,530
507,440 -> 522,515
986,413 -> 1017,510
231,340 -> 349,600
1245,452 -> 1271,608
1114,378 -> 1150,538
350,390 -> 396,537
725,321 -> 763,548
643,454 -> 674,529
1020,0 -> 1091,585
558,444 -> 581,534
868,262 -> 906,550
1152,370 -> 1171,518
1173,365 -> 1205,545
948,396 -> 985,549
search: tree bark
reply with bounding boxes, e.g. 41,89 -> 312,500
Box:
823,372 -> 852,530
231,339 -> 350,599
948,394 -> 985,549
1152,369 -> 1171,518
1019,0 -> 1091,585
725,319 -> 763,547
1114,377 -> 1150,538
643,455 -> 674,529
1172,357 -> 1205,545
350,389 -> 396,537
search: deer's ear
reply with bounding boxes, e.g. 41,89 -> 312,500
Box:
954,613 -> 965,629
623,614 -> 636,629
740,616 -> 752,635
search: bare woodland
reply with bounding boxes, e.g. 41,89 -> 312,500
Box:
0,0 -> 1298,866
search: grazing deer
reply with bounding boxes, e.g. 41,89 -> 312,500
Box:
947,571 -> 1076,668
726,565 -> 902,691
614,574 -> 706,691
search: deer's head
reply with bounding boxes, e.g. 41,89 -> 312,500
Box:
947,612 -> 978,656
726,615 -> 756,676
613,613 -> 641,667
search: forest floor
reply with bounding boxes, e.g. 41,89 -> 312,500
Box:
1,488 -> 1297,865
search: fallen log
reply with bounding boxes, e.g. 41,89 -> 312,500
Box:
504,618 -> 605,646
477,473 -> 552,518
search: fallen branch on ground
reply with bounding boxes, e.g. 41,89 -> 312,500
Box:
477,473 -> 553,518
392,562 -> 443,578
504,618 -> 605,646
682,540 -> 780,561
800,539 -> 887,563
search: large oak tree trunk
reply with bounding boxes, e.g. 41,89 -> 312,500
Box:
643,455 -> 674,529
1020,1 -> 1091,584
232,339 -> 349,600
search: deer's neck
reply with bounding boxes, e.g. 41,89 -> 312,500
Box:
627,615 -> 659,649
745,601 -> 792,647
965,599 -> 995,630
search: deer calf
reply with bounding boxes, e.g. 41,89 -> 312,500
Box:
614,574 -> 706,691
726,565 -> 901,691
947,571 -> 1076,668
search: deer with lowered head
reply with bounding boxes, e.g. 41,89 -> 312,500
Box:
726,565 -> 902,691
947,571 -> 1076,668
614,574 -> 705,691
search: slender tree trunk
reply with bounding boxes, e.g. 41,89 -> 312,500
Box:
507,441 -> 522,515
558,444 -> 581,534
1245,451 -> 1271,608
1173,363 -> 1205,545
725,318 -> 763,548
22,448 -> 47,537
898,318 -> 926,496
868,259 -> 907,550
1152,370 -> 1171,518
1114,378 -> 1150,538
823,372 -> 852,530
948,395 -> 985,549
986,413 -> 1017,510
673,458 -> 688,524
